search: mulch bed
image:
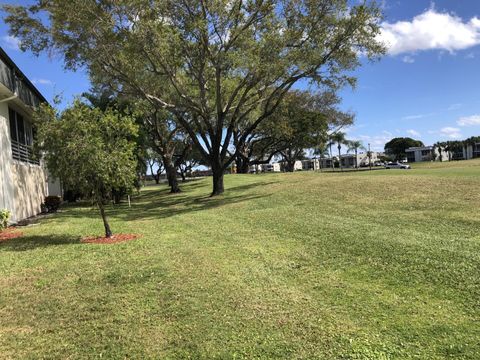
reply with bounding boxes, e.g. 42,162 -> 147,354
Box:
81,233 -> 141,244
0,227 -> 24,242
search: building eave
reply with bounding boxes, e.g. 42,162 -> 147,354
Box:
0,46 -> 48,106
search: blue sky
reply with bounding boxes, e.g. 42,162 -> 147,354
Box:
1,1 -> 480,151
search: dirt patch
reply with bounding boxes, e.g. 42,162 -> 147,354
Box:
0,228 -> 23,242
81,233 -> 141,244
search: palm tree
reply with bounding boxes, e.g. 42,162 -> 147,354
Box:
434,141 -> 446,162
347,140 -> 365,169
444,141 -> 452,161
314,143 -> 330,172
331,132 -> 347,171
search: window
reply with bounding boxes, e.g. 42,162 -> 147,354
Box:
8,108 -> 38,165
421,150 -> 431,156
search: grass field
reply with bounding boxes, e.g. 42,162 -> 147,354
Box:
1,159 -> 479,359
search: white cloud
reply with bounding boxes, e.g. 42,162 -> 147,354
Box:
402,113 -> 434,120
402,55 -> 415,63
447,103 -> 462,111
32,78 -> 53,86
406,129 -> 421,137
1,35 -> 20,51
440,126 -> 462,139
358,130 -> 393,151
379,8 -> 480,55
457,115 -> 480,127
465,52 -> 475,59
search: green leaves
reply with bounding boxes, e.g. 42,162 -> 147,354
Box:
34,101 -> 139,203
0,209 -> 11,230
5,0 -> 385,193
384,137 -> 424,161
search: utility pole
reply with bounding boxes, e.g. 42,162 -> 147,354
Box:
368,143 -> 372,171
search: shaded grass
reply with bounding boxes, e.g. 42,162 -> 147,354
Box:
1,160 -> 480,359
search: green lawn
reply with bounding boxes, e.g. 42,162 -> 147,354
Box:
1,160 -> 480,359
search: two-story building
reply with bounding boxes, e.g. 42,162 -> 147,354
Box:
0,47 -> 60,223
405,146 -> 449,162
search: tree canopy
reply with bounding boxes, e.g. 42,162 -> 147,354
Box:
34,101 -> 139,237
242,90 -> 353,172
4,0 -> 385,195
384,137 -> 424,160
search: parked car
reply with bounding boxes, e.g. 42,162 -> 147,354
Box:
385,162 -> 411,169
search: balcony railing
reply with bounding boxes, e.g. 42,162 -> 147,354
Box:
11,140 -> 39,165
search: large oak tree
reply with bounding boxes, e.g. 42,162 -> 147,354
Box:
5,0 -> 385,195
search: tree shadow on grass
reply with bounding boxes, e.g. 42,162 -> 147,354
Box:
0,234 -> 81,252
51,179 -> 275,223
0,179 -> 274,250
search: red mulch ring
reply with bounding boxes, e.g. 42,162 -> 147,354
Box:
81,233 -> 141,244
0,227 -> 24,242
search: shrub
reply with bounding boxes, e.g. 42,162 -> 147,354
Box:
43,196 -> 62,213
0,209 -> 11,230
63,189 -> 83,203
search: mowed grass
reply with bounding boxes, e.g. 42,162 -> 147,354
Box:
1,160 -> 480,359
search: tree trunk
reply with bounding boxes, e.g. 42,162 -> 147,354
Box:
211,164 -> 225,196
166,165 -> 181,193
149,163 -> 157,183
329,144 -> 334,171
355,149 -> 358,169
164,155 -> 181,193
154,173 -> 160,184
180,171 -> 186,182
338,145 -> 343,171
98,202 -> 112,238
236,155 -> 250,174
285,160 -> 295,172
239,161 -> 250,174
113,191 -> 122,204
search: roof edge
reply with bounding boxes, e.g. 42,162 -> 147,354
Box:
0,46 -> 48,105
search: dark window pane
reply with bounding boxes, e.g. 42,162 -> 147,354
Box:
17,114 -> 25,145
24,122 -> 32,145
8,108 -> 17,141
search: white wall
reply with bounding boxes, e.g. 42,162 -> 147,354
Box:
46,169 -> 62,196
0,101 -> 48,222
0,102 -> 16,220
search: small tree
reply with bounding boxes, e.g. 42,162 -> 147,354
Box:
331,132 -> 347,171
178,144 -> 204,182
35,101 -> 138,238
314,143 -> 330,172
146,149 -> 164,184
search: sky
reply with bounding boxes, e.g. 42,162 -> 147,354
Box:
1,1 -> 480,152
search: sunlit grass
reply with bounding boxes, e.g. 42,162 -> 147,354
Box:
1,159 -> 479,358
